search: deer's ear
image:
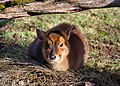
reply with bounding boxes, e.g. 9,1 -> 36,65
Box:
36,29 -> 45,40
65,26 -> 73,40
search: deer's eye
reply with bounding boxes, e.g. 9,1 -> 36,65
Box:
59,43 -> 63,47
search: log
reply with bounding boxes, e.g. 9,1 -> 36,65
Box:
0,0 -> 120,19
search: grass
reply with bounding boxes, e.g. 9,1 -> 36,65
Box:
0,7 -> 120,86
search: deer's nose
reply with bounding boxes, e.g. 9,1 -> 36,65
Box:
49,55 -> 56,60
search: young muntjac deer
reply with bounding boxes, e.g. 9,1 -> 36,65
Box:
28,23 -> 89,71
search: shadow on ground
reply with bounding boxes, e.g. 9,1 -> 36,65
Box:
0,43 -> 120,86
0,19 -> 12,31
0,43 -> 31,62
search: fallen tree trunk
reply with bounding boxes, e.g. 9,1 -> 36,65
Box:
0,0 -> 120,19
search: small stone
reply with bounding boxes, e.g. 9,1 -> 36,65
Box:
85,82 -> 95,86
19,80 -> 25,86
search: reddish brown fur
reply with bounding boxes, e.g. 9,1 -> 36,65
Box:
28,23 -> 89,71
